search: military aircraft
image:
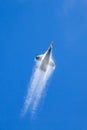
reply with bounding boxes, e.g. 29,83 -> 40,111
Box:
35,42 -> 55,72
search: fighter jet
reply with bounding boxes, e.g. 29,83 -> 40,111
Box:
35,42 -> 55,72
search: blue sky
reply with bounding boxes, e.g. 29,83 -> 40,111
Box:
0,0 -> 87,130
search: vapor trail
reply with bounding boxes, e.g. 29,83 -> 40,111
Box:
22,61 -> 55,115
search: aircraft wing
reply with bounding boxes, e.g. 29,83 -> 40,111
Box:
49,59 -> 55,67
35,54 -> 43,61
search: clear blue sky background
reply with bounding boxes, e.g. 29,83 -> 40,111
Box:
0,0 -> 87,130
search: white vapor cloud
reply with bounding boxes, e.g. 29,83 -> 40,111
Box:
62,0 -> 75,15
61,0 -> 87,15
22,60 -> 55,116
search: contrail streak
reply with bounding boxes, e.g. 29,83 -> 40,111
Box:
22,60 -> 55,116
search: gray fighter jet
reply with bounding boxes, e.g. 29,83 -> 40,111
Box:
35,42 -> 55,72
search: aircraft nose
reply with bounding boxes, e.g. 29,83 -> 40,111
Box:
50,41 -> 54,48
